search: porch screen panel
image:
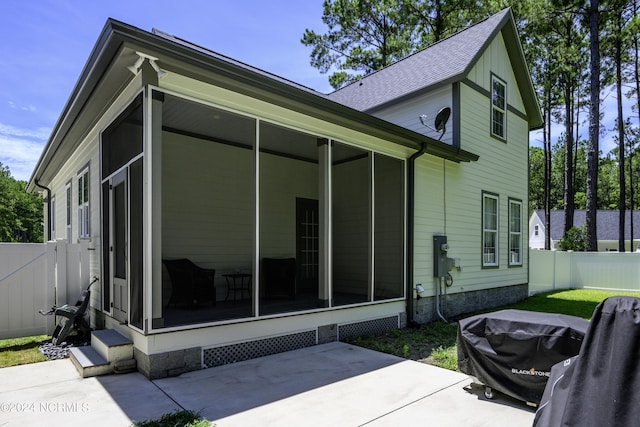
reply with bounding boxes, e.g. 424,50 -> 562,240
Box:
101,94 -> 143,320
102,182 -> 110,311
332,142 -> 370,306
113,181 -> 127,280
259,122 -> 320,315
161,93 -> 255,325
101,94 -> 143,178
374,154 -> 404,300
129,158 -> 143,329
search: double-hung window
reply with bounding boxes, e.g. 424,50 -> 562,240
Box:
50,195 -> 56,240
78,168 -> 90,238
482,192 -> 499,267
65,182 -> 72,242
491,75 -> 506,139
509,199 -> 522,266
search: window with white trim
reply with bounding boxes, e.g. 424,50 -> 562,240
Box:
509,199 -> 522,266
65,182 -> 72,242
482,192 -> 498,267
50,195 -> 56,239
78,168 -> 90,238
491,75 -> 506,139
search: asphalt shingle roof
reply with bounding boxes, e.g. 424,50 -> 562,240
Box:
326,9 -> 511,112
534,209 -> 640,241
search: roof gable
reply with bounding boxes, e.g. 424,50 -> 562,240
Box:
327,8 -> 542,129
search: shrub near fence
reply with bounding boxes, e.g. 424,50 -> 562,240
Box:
529,250 -> 640,295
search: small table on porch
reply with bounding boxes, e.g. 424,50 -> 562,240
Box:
223,273 -> 252,302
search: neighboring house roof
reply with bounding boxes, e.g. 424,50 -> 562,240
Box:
533,209 -> 640,241
327,8 -> 543,130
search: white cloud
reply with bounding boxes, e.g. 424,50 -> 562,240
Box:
0,123 -> 49,181
8,101 -> 37,113
0,123 -> 50,140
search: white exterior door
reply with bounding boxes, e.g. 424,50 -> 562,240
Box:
110,170 -> 128,323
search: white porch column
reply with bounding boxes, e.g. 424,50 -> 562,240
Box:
318,138 -> 331,306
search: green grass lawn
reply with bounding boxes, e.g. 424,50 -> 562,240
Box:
0,335 -> 49,367
131,410 -> 210,427
502,289 -> 640,320
347,289 -> 639,370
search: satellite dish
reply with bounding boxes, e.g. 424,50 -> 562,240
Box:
434,107 -> 451,132
419,107 -> 451,140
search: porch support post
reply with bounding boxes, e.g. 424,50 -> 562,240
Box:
147,87 -> 163,330
368,152 -> 374,301
318,138 -> 331,307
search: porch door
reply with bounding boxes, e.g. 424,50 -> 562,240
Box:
296,198 -> 319,293
110,170 -> 128,323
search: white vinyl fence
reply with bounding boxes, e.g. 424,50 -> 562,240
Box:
0,241 -> 89,339
529,250 -> 640,295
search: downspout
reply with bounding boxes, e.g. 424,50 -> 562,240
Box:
34,179 -> 52,242
407,142 -> 428,327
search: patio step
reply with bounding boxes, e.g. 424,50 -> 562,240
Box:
69,346 -> 111,378
69,329 -> 136,378
91,329 -> 134,363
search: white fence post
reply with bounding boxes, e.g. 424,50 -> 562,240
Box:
64,241 -> 89,300
45,242 -> 57,335
55,241 -> 67,306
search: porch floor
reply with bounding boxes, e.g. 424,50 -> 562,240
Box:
162,292 -> 371,327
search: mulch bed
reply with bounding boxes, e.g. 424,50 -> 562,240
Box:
38,336 -> 90,360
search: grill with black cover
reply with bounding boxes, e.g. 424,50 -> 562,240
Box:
534,296 -> 640,426
457,309 -> 589,405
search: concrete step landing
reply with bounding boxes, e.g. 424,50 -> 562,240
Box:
69,329 -> 136,378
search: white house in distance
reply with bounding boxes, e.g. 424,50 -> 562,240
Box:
28,8 -> 542,378
530,209 -> 640,251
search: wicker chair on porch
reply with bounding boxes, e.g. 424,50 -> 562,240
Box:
162,259 -> 216,308
262,257 -> 296,299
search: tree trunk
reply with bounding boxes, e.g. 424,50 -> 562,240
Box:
616,16 -> 626,252
632,0 -> 640,251
630,147 -> 634,251
545,87 -> 552,250
586,0 -> 600,252
564,83 -> 575,234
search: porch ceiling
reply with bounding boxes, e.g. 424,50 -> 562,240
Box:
162,94 -> 366,164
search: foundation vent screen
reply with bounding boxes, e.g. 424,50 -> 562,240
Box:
203,330 -> 316,368
338,315 -> 399,341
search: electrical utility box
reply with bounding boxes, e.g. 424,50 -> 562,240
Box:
433,235 -> 451,277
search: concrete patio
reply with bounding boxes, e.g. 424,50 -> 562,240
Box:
0,342 -> 535,426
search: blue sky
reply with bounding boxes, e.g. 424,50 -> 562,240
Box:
0,1 -> 632,182
0,0 -> 332,181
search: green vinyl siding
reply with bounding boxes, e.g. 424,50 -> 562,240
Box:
411,32 -> 529,297
465,32 -> 526,115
